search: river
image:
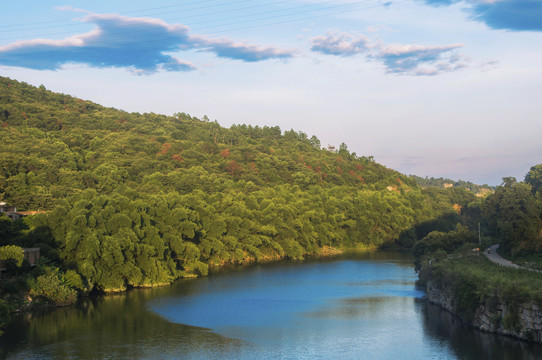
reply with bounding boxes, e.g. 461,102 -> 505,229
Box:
1,251 -> 542,359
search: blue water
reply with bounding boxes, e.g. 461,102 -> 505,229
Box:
147,252 -> 542,359
151,258 -> 425,347
2,251 -> 542,359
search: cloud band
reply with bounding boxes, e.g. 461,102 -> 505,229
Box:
0,11 -> 294,74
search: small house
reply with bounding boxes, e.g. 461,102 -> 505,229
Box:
0,202 -> 20,221
0,203 -> 47,221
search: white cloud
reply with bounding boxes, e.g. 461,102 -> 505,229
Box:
310,31 -> 371,56
0,10 -> 295,74
308,30 -> 468,76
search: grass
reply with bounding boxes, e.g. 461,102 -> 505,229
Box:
506,251 -> 542,271
423,251 -> 542,319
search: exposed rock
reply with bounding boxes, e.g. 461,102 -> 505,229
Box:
426,280 -> 542,343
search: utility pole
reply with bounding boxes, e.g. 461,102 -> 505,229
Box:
478,222 -> 481,246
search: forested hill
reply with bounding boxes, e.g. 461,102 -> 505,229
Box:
0,76 -> 465,294
0,76 -> 417,208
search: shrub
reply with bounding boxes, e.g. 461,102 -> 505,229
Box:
63,269 -> 85,292
29,268 -> 77,306
453,275 -> 480,321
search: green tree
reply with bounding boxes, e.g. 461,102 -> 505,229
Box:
29,268 -> 78,306
0,245 -> 24,267
525,164 -> 542,195
482,178 -> 542,254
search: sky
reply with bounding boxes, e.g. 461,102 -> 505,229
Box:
1,0 -> 541,186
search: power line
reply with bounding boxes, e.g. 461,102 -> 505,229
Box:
165,0 -> 357,30
0,0 -> 376,40
0,0 -> 231,30
0,1 -> 296,41
0,0 -> 388,44
124,0 -> 269,19
191,0 -> 391,35
0,0 -> 277,32
0,0 -> 406,58
0,0 -> 254,39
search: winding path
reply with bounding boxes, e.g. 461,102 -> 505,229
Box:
484,244 -> 542,273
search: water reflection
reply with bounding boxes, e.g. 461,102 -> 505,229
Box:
420,302 -> 542,360
0,291 -> 247,359
305,296 -> 416,320
1,251 -> 542,359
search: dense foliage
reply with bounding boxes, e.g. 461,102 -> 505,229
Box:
0,77 -> 473,300
2,75 -> 541,339
414,164 -> 542,263
415,165 -> 542,331
482,174 -> 542,256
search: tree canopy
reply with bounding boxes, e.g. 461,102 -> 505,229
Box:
0,76 -> 480,293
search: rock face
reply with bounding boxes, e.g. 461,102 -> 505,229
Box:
426,280 -> 542,343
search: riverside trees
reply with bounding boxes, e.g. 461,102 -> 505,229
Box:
482,175 -> 542,255
0,76 -> 473,295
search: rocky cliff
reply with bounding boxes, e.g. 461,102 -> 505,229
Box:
426,280 -> 542,343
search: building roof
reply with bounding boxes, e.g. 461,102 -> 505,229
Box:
16,211 -> 48,216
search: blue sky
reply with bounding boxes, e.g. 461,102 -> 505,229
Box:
1,0 -> 541,185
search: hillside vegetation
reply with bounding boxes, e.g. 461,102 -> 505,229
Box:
0,77 -> 469,303
414,166 -> 542,338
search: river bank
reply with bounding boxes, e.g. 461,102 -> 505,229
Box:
2,244 -> 377,318
4,250 -> 542,359
420,252 -> 542,343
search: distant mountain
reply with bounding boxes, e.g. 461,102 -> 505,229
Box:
408,175 -> 494,197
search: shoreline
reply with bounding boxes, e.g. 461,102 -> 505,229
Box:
5,244 -> 380,315
420,255 -> 542,345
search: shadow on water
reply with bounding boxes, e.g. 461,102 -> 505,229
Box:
420,301 -> 542,360
2,251 -> 409,359
2,251 -> 542,359
0,290 -> 248,359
